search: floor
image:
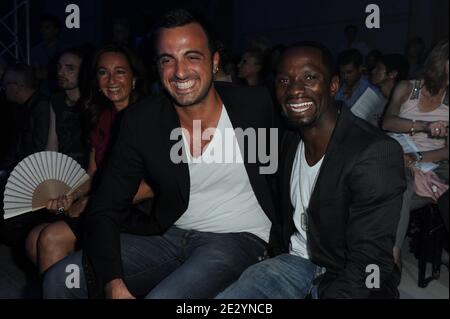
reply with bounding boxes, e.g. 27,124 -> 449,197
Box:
398,237 -> 449,299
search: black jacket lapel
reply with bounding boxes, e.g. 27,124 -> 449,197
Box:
162,95 -> 190,205
308,105 -> 354,214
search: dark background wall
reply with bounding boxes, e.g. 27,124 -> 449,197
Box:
1,0 -> 448,62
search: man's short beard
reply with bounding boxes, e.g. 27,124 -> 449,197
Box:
60,83 -> 78,91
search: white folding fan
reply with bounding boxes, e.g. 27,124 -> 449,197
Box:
3,151 -> 90,219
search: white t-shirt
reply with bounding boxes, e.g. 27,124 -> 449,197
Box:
289,140 -> 324,259
174,105 -> 272,242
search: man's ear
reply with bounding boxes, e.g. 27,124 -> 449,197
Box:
330,75 -> 340,97
213,51 -> 220,73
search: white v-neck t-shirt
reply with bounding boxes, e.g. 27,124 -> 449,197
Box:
289,140 -> 324,259
174,105 -> 271,242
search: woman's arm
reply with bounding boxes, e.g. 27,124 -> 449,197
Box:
419,134 -> 449,163
132,180 -> 154,204
382,81 -> 427,133
46,148 -> 96,212
382,80 -> 449,137
405,134 -> 449,166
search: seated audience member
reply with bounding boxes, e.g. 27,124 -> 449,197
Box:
365,49 -> 382,76
371,54 -> 410,101
0,58 -> 16,172
0,59 -> 16,220
382,39 -> 449,269
217,41 -> 405,299
336,49 -> 385,125
31,14 -> 66,95
0,64 -> 50,249
2,64 -> 50,166
45,47 -> 90,167
42,9 -> 278,299
237,48 -> 269,87
336,49 -> 382,108
25,44 -> 153,274
405,37 -> 426,80
214,41 -> 235,83
370,53 -> 409,126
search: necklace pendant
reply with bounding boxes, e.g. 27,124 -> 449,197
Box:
301,212 -> 308,232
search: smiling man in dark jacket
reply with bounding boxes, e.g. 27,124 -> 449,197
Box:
217,42 -> 405,299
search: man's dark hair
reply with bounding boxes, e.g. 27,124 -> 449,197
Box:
154,8 -> 216,54
59,46 -> 88,61
284,41 -> 335,79
337,49 -> 363,68
40,14 -> 62,30
216,41 -> 234,75
379,54 -> 410,82
5,63 -> 39,90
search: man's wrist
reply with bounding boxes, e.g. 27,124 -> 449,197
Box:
415,151 -> 423,162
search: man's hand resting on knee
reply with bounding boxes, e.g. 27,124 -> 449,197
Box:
105,279 -> 136,299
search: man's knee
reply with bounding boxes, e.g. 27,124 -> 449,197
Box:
42,253 -> 84,299
43,259 -> 70,298
238,258 -> 277,281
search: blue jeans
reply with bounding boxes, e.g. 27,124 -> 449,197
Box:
43,226 -> 266,299
216,253 -> 321,299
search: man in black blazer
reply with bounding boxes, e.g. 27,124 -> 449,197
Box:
217,42 -> 406,299
42,9 -> 279,299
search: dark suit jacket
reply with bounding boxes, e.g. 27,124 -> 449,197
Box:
83,82 -> 280,292
277,105 -> 406,299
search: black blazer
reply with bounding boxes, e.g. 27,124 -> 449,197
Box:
277,106 -> 406,299
83,82 -> 280,290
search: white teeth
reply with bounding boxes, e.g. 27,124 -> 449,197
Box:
174,80 -> 195,90
108,87 -> 120,92
286,101 -> 313,113
287,102 -> 313,107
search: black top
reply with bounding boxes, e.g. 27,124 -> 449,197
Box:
50,92 -> 88,168
13,92 -> 50,163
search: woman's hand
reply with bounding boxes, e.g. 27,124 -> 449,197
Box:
428,121 -> 449,138
66,196 -> 89,218
404,153 -> 417,168
46,194 -> 75,214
